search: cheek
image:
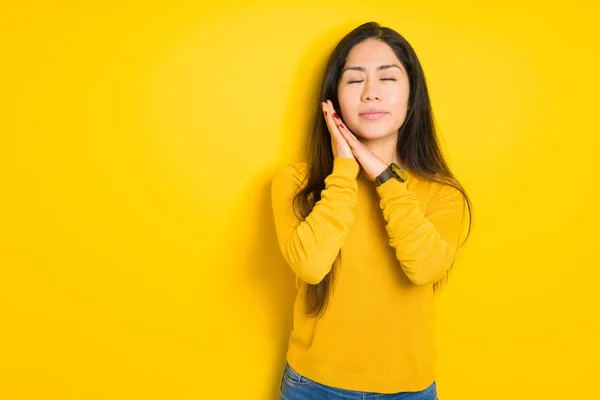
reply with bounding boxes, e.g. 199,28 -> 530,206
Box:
385,86 -> 409,108
337,89 -> 360,118
338,85 -> 357,100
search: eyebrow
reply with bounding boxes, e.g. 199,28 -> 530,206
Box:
341,64 -> 403,74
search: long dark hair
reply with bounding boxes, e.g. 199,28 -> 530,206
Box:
293,21 -> 473,317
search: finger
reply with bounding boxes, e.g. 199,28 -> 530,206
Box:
321,101 -> 331,118
328,100 -> 342,124
323,101 -> 344,140
338,129 -> 364,161
338,123 -> 361,148
328,101 -> 348,139
321,101 -> 333,131
328,100 -> 347,128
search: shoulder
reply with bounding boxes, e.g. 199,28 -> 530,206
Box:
428,177 -> 464,211
271,161 -> 308,191
409,173 -> 463,210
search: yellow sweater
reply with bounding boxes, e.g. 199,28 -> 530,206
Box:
270,156 -> 466,394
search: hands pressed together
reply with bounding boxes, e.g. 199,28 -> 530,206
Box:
321,100 -> 389,182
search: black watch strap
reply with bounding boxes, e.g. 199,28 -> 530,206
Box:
375,163 -> 407,186
375,165 -> 395,186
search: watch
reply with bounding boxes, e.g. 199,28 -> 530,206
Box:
375,163 -> 407,186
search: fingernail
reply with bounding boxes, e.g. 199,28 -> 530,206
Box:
324,111 -> 328,116
333,113 -> 340,120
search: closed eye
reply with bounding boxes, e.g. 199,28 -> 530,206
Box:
348,78 -> 397,83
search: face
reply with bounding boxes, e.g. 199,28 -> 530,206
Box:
336,38 -> 410,140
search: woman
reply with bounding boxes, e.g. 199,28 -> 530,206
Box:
271,21 -> 473,400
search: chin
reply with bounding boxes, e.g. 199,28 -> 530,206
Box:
354,125 -> 394,139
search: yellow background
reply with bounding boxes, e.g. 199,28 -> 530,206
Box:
1,1 -> 598,399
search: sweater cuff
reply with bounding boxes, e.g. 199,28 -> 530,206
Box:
332,157 -> 360,178
375,177 -> 409,200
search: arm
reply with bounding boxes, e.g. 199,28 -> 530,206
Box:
376,178 -> 466,285
271,157 -> 360,284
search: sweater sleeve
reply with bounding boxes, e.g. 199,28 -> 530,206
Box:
376,177 -> 466,285
271,157 -> 360,284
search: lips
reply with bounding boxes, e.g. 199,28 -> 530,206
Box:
360,111 -> 387,120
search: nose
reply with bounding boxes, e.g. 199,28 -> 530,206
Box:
361,78 -> 381,102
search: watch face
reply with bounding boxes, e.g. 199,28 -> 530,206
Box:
390,163 -> 407,182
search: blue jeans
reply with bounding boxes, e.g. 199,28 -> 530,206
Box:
280,362 -> 438,400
